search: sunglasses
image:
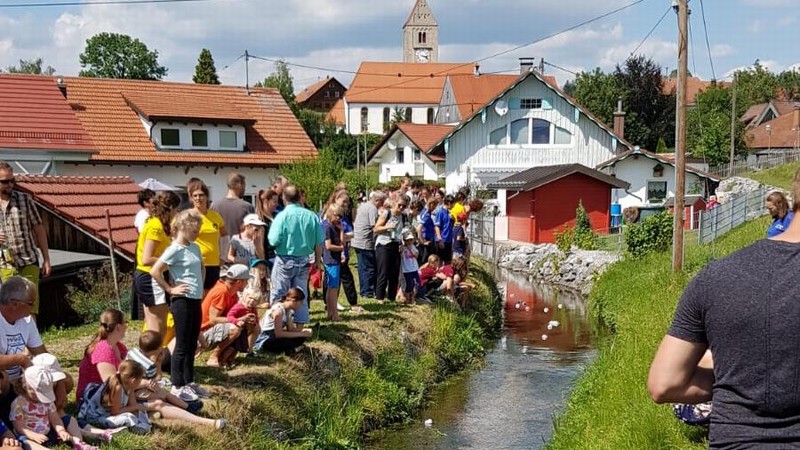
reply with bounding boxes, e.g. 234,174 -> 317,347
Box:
0,178 -> 15,185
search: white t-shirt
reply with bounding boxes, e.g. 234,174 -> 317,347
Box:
0,313 -> 43,380
401,244 -> 419,274
134,208 -> 150,233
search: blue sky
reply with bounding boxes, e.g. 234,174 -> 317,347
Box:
0,0 -> 797,90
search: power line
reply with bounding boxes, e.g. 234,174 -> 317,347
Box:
543,61 -> 577,76
630,4 -> 671,57
0,0 -> 220,8
219,53 -> 245,72
688,14 -> 698,77
698,0 -> 716,80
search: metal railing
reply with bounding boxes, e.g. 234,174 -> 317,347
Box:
698,187 -> 768,244
468,210 -> 497,262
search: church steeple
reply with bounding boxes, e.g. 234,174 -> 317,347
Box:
403,0 -> 439,63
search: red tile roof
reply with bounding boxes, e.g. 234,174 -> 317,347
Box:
368,123 -> 454,163
16,174 -> 141,258
746,107 -> 800,149
662,76 -> 732,105
0,75 -> 96,153
60,76 -> 317,166
447,74 -> 518,121
295,77 -> 346,105
347,61 -> 475,104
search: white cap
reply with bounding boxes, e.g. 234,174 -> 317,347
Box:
222,264 -> 252,280
243,213 -> 266,226
24,364 -> 65,404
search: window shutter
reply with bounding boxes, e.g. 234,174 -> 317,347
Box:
542,96 -> 553,110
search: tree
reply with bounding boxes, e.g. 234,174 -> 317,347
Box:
686,82 -> 746,165
777,68 -> 800,100
79,33 -> 168,80
614,55 -> 675,151
568,67 -> 623,126
256,60 -> 295,112
192,48 -> 220,85
733,60 -> 779,112
5,58 -> 55,75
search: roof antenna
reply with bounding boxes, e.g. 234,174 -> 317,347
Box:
245,50 -> 250,96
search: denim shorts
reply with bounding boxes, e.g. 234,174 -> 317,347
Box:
325,263 -> 341,289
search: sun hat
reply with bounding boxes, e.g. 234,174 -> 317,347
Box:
24,365 -> 64,404
31,353 -> 67,381
222,264 -> 252,280
243,213 -> 266,226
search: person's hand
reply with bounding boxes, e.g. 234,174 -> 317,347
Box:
302,328 -> 312,337
341,255 -> 346,264
29,432 -> 47,444
41,259 -> 51,278
57,428 -> 71,442
148,379 -> 159,391
386,221 -> 397,230
2,435 -> 19,447
170,284 -> 190,296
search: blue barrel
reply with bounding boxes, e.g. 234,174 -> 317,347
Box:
610,204 -> 622,228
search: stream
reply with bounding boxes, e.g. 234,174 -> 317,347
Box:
367,269 -> 597,449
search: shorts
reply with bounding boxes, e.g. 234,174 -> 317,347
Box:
231,330 -> 250,353
324,263 -> 341,289
204,266 -> 220,290
403,271 -> 420,294
134,270 -> 168,307
202,323 -> 235,349
0,265 -> 40,314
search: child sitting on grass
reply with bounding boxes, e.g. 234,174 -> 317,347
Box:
13,362 -> 103,450
253,287 -> 313,355
226,287 -> 263,358
418,254 -> 454,301
78,360 -> 152,434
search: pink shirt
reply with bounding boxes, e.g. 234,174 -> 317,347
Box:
76,340 -> 127,402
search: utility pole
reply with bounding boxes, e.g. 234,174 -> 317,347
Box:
729,72 -> 737,176
672,0 -> 689,272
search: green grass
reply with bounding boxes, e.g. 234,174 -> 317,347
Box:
547,216 -> 770,450
44,259 -> 501,450
740,162 -> 800,190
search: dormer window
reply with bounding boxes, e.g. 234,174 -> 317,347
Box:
653,163 -> 664,178
219,131 -> 237,149
192,130 -> 208,147
161,129 -> 180,146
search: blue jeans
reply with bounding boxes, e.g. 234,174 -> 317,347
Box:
354,248 -> 376,297
270,255 -> 311,323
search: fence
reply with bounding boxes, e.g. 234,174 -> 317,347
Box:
468,209 -> 496,262
698,187 -> 768,244
710,149 -> 800,179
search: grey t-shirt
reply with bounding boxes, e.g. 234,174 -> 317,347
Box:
210,197 -> 254,236
669,239 -> 800,448
352,201 -> 379,251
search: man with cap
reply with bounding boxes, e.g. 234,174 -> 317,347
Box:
199,265 -> 250,369
0,277 -> 73,422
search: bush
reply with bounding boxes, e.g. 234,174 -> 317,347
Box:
555,201 -> 600,251
624,211 -> 674,258
65,262 -> 132,323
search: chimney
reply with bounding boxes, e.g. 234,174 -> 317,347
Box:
613,97 -> 625,143
473,63 -> 480,77
56,77 -> 67,98
519,57 -> 535,75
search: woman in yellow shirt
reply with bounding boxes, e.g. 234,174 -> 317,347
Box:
187,178 -> 227,296
134,191 -> 181,336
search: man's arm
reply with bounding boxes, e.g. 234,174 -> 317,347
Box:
33,223 -> 50,277
647,335 -> 712,404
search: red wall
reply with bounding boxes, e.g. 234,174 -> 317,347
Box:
506,173 -> 612,244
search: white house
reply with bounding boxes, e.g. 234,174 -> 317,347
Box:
596,146 -> 720,212
367,123 -> 453,182
0,74 -> 317,204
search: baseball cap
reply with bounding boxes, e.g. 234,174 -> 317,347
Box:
222,264 -> 252,280
403,230 -> 415,241
24,365 -> 65,404
243,214 -> 266,227
249,258 -> 267,268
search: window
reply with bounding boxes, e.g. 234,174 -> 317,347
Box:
396,148 -> 405,164
489,126 -> 507,145
554,126 -> 572,145
219,130 -> 237,148
647,181 -> 667,203
191,130 -> 208,147
427,108 -> 434,124
324,91 -> 330,98
161,129 -> 180,146
360,107 -> 368,132
383,107 -> 391,131
335,91 -> 340,98
414,149 -> 421,161
520,98 -> 542,109
532,119 -> 550,144
510,119 -> 529,145
405,107 -> 413,123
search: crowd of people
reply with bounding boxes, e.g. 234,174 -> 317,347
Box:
0,165 -> 485,448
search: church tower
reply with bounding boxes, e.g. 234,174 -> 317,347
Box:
403,0 -> 439,63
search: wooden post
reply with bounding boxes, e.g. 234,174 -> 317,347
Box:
105,209 -> 122,311
672,0 -> 689,272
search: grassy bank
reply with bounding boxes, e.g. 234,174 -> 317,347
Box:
547,216 -> 770,450
44,259 -> 501,449
741,162 -> 799,190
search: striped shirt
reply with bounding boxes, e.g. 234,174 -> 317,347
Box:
0,191 -> 42,269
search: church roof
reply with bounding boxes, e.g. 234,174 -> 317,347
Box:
404,0 -> 437,26
346,61 -> 475,104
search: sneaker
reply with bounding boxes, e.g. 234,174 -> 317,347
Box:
73,441 -> 99,450
215,418 -> 228,430
336,303 -> 347,311
186,400 -> 204,414
157,378 -> 172,390
171,385 -> 199,402
188,382 -> 210,398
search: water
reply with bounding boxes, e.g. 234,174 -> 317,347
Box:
367,269 -> 597,450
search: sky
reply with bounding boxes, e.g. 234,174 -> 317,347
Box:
0,0 -> 798,91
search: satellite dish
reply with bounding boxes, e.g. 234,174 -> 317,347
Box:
494,100 -> 509,116
387,141 -> 397,150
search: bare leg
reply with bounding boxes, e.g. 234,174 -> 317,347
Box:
144,304 -> 169,336
147,400 -> 217,427
54,375 -> 74,416
326,287 -> 340,321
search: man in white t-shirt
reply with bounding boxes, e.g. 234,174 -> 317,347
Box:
134,189 -> 156,233
0,277 -> 73,420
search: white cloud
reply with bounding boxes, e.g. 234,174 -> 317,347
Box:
748,19 -> 763,33
0,40 -> 12,57
599,37 -> 678,72
710,44 -> 734,58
